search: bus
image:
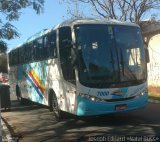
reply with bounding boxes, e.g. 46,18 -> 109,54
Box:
8,18 -> 149,120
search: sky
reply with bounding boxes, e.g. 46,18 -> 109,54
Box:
5,0 -> 160,50
6,0 -> 71,50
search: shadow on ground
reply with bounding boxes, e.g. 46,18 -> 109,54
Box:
1,100 -> 160,142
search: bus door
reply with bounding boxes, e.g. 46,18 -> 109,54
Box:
58,26 -> 76,111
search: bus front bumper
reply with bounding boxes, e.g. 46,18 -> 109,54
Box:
76,94 -> 148,116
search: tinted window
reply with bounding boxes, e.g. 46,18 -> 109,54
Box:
33,37 -> 43,60
9,51 -> 13,66
9,49 -> 19,66
59,27 -> 74,81
9,30 -> 57,66
32,41 -> 36,61
19,47 -> 25,64
48,31 -> 57,58
43,35 -> 49,59
25,43 -> 32,63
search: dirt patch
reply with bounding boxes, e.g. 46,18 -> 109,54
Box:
148,85 -> 160,96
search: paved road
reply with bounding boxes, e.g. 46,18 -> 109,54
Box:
1,97 -> 160,142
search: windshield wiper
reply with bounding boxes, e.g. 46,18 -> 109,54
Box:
120,48 -> 137,81
110,48 -> 115,73
120,48 -> 125,76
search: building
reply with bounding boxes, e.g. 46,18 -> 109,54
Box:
140,20 -> 160,95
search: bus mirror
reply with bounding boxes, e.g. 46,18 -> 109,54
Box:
145,48 -> 150,63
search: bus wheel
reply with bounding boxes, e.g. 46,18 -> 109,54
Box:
16,85 -> 25,104
16,85 -> 21,101
50,92 -> 63,121
20,98 -> 28,105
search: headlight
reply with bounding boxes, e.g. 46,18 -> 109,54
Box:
135,90 -> 147,99
79,93 -> 105,102
140,92 -> 145,96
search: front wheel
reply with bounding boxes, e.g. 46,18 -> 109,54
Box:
49,92 -> 63,121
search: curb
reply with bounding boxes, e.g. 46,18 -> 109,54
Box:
149,99 -> 160,104
1,118 -> 17,142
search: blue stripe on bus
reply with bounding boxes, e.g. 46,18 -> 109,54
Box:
23,72 -> 43,99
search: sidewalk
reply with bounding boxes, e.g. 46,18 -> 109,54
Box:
149,98 -> 160,104
1,118 -> 17,142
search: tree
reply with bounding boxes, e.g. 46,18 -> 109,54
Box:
64,0 -> 160,22
0,53 -> 7,73
61,0 -> 85,19
0,0 -> 44,53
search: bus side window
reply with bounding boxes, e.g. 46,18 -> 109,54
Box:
24,45 -> 28,64
32,41 -> 36,61
44,31 -> 57,59
44,35 -> 49,59
25,43 -> 32,63
22,47 -> 25,64
34,37 -> 43,60
24,45 -> 27,63
19,47 -> 24,65
12,51 -> 15,65
9,51 -> 15,66
59,27 -> 74,81
48,31 -> 57,58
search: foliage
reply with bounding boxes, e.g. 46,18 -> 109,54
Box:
64,0 -> 160,22
0,40 -> 7,53
0,0 -> 44,53
0,53 -> 7,73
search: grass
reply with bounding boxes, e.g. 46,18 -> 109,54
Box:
149,94 -> 160,101
148,86 -> 160,101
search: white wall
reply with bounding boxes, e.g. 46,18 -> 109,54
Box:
148,34 -> 160,86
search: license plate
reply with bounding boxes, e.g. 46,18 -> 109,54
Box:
115,104 -> 126,110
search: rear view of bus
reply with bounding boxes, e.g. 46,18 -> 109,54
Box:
72,19 -> 148,116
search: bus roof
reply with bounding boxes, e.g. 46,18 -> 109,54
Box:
57,18 -> 139,28
10,18 -> 139,51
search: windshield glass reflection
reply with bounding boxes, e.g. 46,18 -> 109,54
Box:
75,25 -> 146,87
114,26 -> 146,82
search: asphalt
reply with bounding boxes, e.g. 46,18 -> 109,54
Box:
1,99 -> 160,142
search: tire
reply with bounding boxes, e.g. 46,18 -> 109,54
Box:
49,90 -> 63,121
16,85 -> 29,105
16,85 -> 21,101
20,97 -> 28,105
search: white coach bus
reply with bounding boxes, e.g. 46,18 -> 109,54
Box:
8,18 -> 149,120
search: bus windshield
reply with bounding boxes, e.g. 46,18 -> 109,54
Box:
75,25 -> 146,87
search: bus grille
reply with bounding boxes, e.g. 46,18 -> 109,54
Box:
104,96 -> 136,102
